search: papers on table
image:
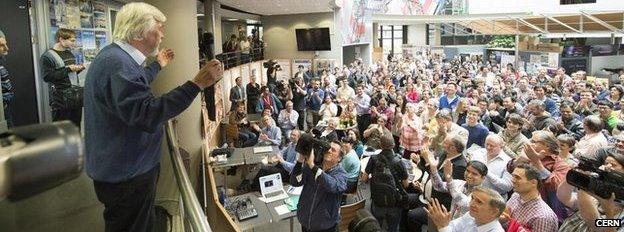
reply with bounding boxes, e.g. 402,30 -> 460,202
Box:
286,186 -> 303,195
253,146 -> 273,154
274,204 -> 291,215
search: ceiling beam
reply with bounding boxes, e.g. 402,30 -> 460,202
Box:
542,14 -> 581,33
515,18 -> 547,33
580,11 -> 623,33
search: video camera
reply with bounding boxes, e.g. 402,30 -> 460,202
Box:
566,156 -> 624,203
0,121 -> 83,201
295,133 -> 331,165
263,59 -> 282,71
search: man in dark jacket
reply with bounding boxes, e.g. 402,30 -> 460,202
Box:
290,140 -> 347,232
41,28 -> 85,126
362,134 -> 408,232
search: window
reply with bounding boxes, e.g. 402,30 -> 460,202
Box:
378,25 -> 404,57
560,0 -> 596,4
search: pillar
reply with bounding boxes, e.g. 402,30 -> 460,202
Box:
145,0 -> 203,229
372,22 -> 379,48
433,24 -> 442,46
204,0 -> 223,54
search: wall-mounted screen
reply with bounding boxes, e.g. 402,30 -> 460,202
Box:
295,28 -> 331,51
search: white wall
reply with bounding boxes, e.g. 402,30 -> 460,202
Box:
408,24 -> 427,45
262,12 -> 342,64
590,55 -> 624,75
469,0 -> 624,14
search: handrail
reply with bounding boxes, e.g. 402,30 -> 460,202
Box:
165,120 -> 212,232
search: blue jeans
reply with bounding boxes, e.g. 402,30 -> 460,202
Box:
3,100 -> 13,128
239,128 -> 257,147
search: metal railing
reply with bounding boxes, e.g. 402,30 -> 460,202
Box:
165,120 -> 212,232
216,46 -> 265,69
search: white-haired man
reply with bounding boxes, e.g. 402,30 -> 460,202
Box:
84,3 -> 223,231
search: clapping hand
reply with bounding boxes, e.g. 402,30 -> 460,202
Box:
157,48 -> 175,67
259,133 -> 268,141
523,143 -> 542,165
424,198 -> 451,229
443,160 -> 453,180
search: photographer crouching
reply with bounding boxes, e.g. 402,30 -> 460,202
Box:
290,134 -> 348,232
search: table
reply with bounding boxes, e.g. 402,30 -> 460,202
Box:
212,146 -> 280,188
229,186 -> 298,232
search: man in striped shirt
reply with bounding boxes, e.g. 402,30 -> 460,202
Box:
0,29 -> 13,128
503,164 -> 558,232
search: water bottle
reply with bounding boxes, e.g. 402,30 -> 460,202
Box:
218,186 -> 228,206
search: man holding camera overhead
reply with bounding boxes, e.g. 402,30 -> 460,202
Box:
290,137 -> 347,232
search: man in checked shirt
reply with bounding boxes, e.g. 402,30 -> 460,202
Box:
502,163 -> 558,232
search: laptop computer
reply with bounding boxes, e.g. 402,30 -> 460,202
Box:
259,173 -> 289,203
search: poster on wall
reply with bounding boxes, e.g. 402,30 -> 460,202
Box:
369,0 -> 447,15
547,53 -> 559,68
500,54 -> 516,66
216,70 -> 229,119
250,61 -> 263,85
276,59 -> 292,82
79,0 -> 94,28
222,67 -> 236,113
340,0 -> 372,45
313,59 -> 336,73
50,0 -> 82,29
240,64 -> 250,86
293,59 -> 312,74
95,31 -> 107,50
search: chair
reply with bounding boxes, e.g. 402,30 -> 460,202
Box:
339,199 -> 366,231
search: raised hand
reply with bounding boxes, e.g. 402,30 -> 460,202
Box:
193,59 -> 223,89
443,160 -> 453,179
157,48 -> 175,67
424,198 -> 451,229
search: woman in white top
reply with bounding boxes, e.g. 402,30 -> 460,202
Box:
319,95 -> 338,120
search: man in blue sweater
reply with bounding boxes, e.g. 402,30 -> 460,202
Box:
462,106 -> 490,148
83,3 -> 222,231
290,140 -> 347,232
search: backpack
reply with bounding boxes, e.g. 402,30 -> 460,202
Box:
370,153 -> 407,207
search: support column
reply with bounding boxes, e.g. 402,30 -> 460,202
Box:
145,0 -> 203,229
204,0 -> 223,54
433,24 -> 442,46
372,22 -> 379,48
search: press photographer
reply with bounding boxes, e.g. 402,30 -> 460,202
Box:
559,150 -> 624,232
290,133 -> 347,232
264,59 -> 281,93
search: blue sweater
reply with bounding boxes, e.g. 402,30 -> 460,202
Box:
290,162 -> 347,231
462,123 -> 489,148
84,43 -> 201,183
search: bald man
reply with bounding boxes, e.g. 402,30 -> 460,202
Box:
470,134 -> 513,196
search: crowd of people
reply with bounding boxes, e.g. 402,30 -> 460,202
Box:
228,48 -> 624,232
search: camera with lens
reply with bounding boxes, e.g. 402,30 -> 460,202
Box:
263,60 -> 282,71
295,133 -> 331,165
566,156 -> 624,203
